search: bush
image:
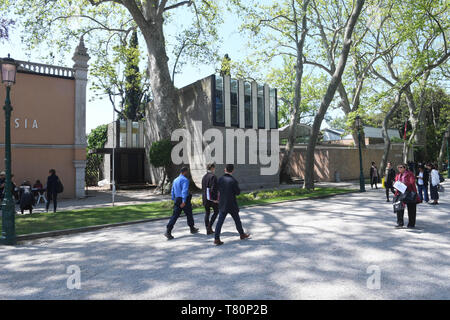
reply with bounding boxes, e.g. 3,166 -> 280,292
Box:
149,139 -> 173,168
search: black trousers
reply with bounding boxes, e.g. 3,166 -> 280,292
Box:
204,200 -> 219,229
385,186 -> 395,200
396,203 -> 416,227
430,185 -> 439,201
167,196 -> 194,232
46,192 -> 57,212
371,176 -> 378,188
214,211 -> 244,240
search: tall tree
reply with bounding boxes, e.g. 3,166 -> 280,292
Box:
124,30 -> 145,121
2,0 -> 221,168
303,0 -> 366,189
369,0 -> 450,165
89,31 -> 150,121
303,0 -> 396,148
229,0 -> 312,183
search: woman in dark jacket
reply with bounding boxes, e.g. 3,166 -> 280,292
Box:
393,164 -> 421,228
369,162 -> 379,189
384,161 -> 396,202
46,169 -> 59,213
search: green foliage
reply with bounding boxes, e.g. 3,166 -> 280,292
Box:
89,30 -> 150,121
390,137 -> 404,143
220,54 -> 231,76
149,139 -> 173,168
87,124 -> 108,151
327,117 -> 347,130
2,0 -> 222,86
123,30 -> 145,121
86,124 -> 108,186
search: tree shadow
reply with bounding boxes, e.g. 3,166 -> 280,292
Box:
0,185 -> 448,300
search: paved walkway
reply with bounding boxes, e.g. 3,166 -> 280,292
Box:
0,182 -> 448,299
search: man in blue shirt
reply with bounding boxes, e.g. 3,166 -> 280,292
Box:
165,167 -> 199,240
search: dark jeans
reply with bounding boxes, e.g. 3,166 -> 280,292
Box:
214,211 -> 244,240
167,196 -> 194,232
385,185 -> 395,200
46,192 -> 57,212
417,184 -> 429,202
204,200 -> 219,229
396,203 -> 417,227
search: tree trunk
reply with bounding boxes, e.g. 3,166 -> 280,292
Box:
379,92 -> 402,176
304,0 -> 366,189
142,23 -> 180,139
437,125 -> 450,171
279,0 -> 310,183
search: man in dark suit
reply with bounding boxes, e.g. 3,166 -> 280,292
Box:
202,163 -> 219,235
214,164 -> 250,246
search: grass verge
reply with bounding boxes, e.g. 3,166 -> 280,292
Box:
2,187 -> 357,236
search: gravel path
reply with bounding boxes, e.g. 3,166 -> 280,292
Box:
0,182 -> 448,299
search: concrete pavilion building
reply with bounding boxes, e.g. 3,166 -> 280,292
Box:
144,74 -> 281,190
0,38 -> 89,198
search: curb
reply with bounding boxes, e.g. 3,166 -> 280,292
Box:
16,189 -> 359,242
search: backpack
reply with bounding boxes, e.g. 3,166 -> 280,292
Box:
439,173 -> 445,183
56,178 -> 64,194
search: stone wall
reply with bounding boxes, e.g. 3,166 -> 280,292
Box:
283,144 -> 404,181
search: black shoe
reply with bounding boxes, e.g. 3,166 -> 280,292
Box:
190,227 -> 199,234
407,226 -> 415,229
395,224 -> 404,228
164,231 -> 174,240
206,228 -> 214,235
214,239 -> 224,246
386,199 -> 390,202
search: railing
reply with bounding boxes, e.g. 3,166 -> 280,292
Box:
17,60 -> 75,78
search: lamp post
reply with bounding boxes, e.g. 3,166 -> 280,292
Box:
0,54 -> 18,245
355,116 -> 366,192
446,131 -> 450,179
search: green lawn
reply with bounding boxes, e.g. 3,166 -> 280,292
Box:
2,187 -> 357,236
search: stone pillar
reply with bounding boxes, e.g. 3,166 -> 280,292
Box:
73,160 -> 87,197
72,37 -> 90,198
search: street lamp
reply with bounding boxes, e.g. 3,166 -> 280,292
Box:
355,115 -> 366,192
0,54 -> 18,245
445,131 -> 450,179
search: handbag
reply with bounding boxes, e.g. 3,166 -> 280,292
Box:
438,184 -> 445,193
399,191 -> 417,204
393,201 -> 403,213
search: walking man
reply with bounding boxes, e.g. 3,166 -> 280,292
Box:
214,164 -> 250,246
202,163 -> 219,235
165,167 -> 199,240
